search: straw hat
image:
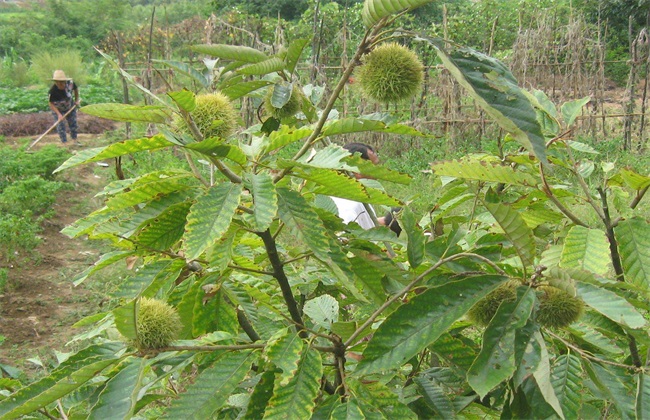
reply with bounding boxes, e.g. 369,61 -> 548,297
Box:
51,70 -> 71,81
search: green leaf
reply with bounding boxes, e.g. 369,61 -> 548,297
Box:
114,259 -> 185,299
552,354 -> 583,420
245,173 -> 278,232
414,375 -> 456,418
330,399 -> 365,420
89,358 -> 147,420
244,370 -> 276,419
356,275 -> 508,375
303,295 -> 339,330
619,168 -> 650,190
72,250 -> 135,286
263,328 -> 304,387
184,138 -> 248,165
168,89 -> 196,112
191,44 -> 268,63
637,373 -> 650,420
349,380 -> 416,419
269,82 -> 293,108
163,350 -> 254,419
561,97 -> 590,127
55,135 -> 174,173
428,40 -> 547,163
484,202 -> 536,267
183,183 -> 242,260
277,188 -> 331,263
467,287 -> 535,398
402,207 -> 425,268
81,103 -> 171,123
265,126 -> 314,154
616,217 -> 650,291
105,173 -> 195,212
285,39 -> 309,74
430,159 -> 538,186
263,349 -> 322,419
583,361 -> 635,420
560,226 -> 611,275
135,202 -> 192,251
238,57 -> 285,76
113,299 -> 137,340
576,281 -> 646,329
322,117 -> 423,138
530,331 -> 565,420
0,343 -> 122,419
362,0 -> 434,28
156,60 -> 209,89
221,80 -> 273,100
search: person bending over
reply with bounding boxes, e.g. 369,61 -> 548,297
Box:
48,70 -> 80,145
331,142 -> 402,236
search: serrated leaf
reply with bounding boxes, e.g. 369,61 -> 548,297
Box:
263,328 -> 304,386
277,188 -> 331,263
402,207 -> 425,268
0,343 -> 122,419
135,202 -> 192,251
637,373 -> 650,420
552,354 -> 583,420
531,331 -> 565,420
566,140 -> 599,154
362,0 -> 434,28
414,375 -> 456,418
89,358 -> 147,420
105,174 -> 195,212
427,39 -> 547,163
163,351 -> 254,419
156,60 -> 209,89
303,295 -> 339,330
81,103 -> 171,123
561,97 -> 590,127
583,361 -> 635,420
468,287 -> 535,398
244,173 -> 278,231
168,89 -> 196,112
560,226 -> 611,275
322,117 -> 423,138
184,138 -> 247,165
265,126 -> 314,154
616,218 -> 650,291
619,168 -> 650,190
221,80 -> 273,100
72,250 -> 135,286
191,44 -> 268,63
113,299 -> 137,340
576,281 -> 646,329
484,202 -> 536,267
269,83 -> 293,108
431,159 -> 538,186
238,57 -> 285,76
356,275 -> 507,375
184,183 -> 242,260
244,370 -> 276,419
55,135 -> 174,173
350,380 -> 416,419
285,39 -> 309,74
263,349 -> 322,419
114,259 -> 185,299
330,399 -> 365,420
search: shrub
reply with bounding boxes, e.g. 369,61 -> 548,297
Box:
0,212 -> 42,261
0,145 -> 70,188
0,176 -> 70,217
30,49 -> 86,85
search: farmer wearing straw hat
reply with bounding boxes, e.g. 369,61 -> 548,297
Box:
48,70 -> 80,145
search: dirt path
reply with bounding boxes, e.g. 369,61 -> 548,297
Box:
0,134 -> 113,372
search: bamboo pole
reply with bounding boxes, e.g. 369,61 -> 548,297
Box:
27,105 -> 77,150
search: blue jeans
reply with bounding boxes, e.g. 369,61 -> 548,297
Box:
52,108 -> 78,143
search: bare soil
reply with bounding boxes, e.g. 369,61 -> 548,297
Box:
0,132 -> 114,372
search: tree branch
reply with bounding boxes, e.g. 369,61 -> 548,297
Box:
344,253 -> 507,347
539,163 -> 588,227
257,229 -> 307,337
